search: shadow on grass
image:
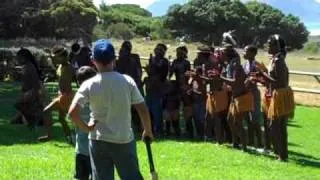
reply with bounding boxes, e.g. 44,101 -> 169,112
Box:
0,121 -> 73,146
288,142 -> 301,147
289,150 -> 320,161
296,159 -> 320,168
287,122 -> 302,128
289,150 -> 320,168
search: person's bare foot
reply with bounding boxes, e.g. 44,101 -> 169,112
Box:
38,135 -> 51,142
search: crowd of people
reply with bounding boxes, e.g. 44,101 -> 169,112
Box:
11,33 -> 295,179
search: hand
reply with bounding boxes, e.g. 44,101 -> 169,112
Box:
87,121 -> 98,132
142,130 -> 154,142
248,76 -> 255,81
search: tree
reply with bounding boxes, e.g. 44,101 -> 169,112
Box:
99,3 -> 162,38
164,0 -> 309,49
279,14 -> 309,49
164,0 -> 253,45
246,1 -> 309,49
0,0 -> 98,41
43,0 -> 98,43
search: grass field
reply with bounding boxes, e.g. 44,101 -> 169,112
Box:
0,82 -> 320,180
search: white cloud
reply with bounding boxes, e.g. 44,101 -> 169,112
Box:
93,0 -> 157,8
310,29 -> 320,36
315,0 -> 320,3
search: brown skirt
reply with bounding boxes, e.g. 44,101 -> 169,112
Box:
267,87 -> 295,120
206,90 -> 229,114
228,92 -> 254,119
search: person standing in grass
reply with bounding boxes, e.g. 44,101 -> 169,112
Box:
38,47 -> 74,142
243,45 -> 263,148
254,35 -> 295,161
169,46 -> 192,138
68,39 -> 153,180
13,48 -> 45,127
191,46 -> 211,139
220,61 -> 254,151
71,66 -> 96,180
146,43 -> 169,137
116,41 -> 144,134
205,53 -> 229,144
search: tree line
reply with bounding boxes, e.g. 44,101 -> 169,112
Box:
0,0 -> 98,43
0,0 -> 309,50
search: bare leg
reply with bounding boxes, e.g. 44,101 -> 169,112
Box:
38,100 -> 59,142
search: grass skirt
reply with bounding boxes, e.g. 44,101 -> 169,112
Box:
228,92 -> 254,119
206,90 -> 229,115
267,87 -> 295,120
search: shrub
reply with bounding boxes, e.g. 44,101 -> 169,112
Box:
106,23 -> 134,40
304,42 -> 319,54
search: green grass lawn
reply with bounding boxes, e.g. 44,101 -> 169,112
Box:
0,82 -> 320,180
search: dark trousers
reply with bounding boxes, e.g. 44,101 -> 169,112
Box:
146,93 -> 163,136
214,115 -> 224,144
263,113 -> 271,150
206,114 -> 223,144
192,102 -> 206,138
270,118 -> 288,160
222,111 -> 232,143
205,115 -> 215,139
75,153 -> 91,180
247,113 -> 262,148
247,88 -> 262,148
228,113 -> 247,150
183,105 -> 194,138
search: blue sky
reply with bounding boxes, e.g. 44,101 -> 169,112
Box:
94,0 -> 320,35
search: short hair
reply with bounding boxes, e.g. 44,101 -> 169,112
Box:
52,46 -> 68,57
176,46 -> 188,54
156,43 -> 167,52
71,43 -> 81,53
76,66 -> 97,85
246,45 -> 258,55
121,41 -> 132,52
268,34 -> 286,54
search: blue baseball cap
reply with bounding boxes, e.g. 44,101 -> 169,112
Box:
92,39 -> 115,64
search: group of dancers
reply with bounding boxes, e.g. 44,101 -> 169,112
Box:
12,33 -> 295,162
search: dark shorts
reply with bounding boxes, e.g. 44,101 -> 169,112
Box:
75,153 -> 91,180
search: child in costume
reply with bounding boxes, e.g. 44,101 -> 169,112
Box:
39,47 -> 74,142
243,45 -> 263,148
220,61 -> 254,151
169,46 -> 192,138
163,80 -> 181,137
205,52 -> 229,144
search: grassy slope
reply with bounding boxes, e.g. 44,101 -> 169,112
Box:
0,83 -> 320,180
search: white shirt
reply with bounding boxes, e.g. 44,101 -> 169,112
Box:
71,71 -> 144,144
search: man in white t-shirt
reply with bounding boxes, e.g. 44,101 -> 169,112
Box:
68,39 -> 153,180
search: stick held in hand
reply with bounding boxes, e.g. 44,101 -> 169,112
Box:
145,136 -> 155,173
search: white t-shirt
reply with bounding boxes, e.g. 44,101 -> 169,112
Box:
71,71 -> 144,144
